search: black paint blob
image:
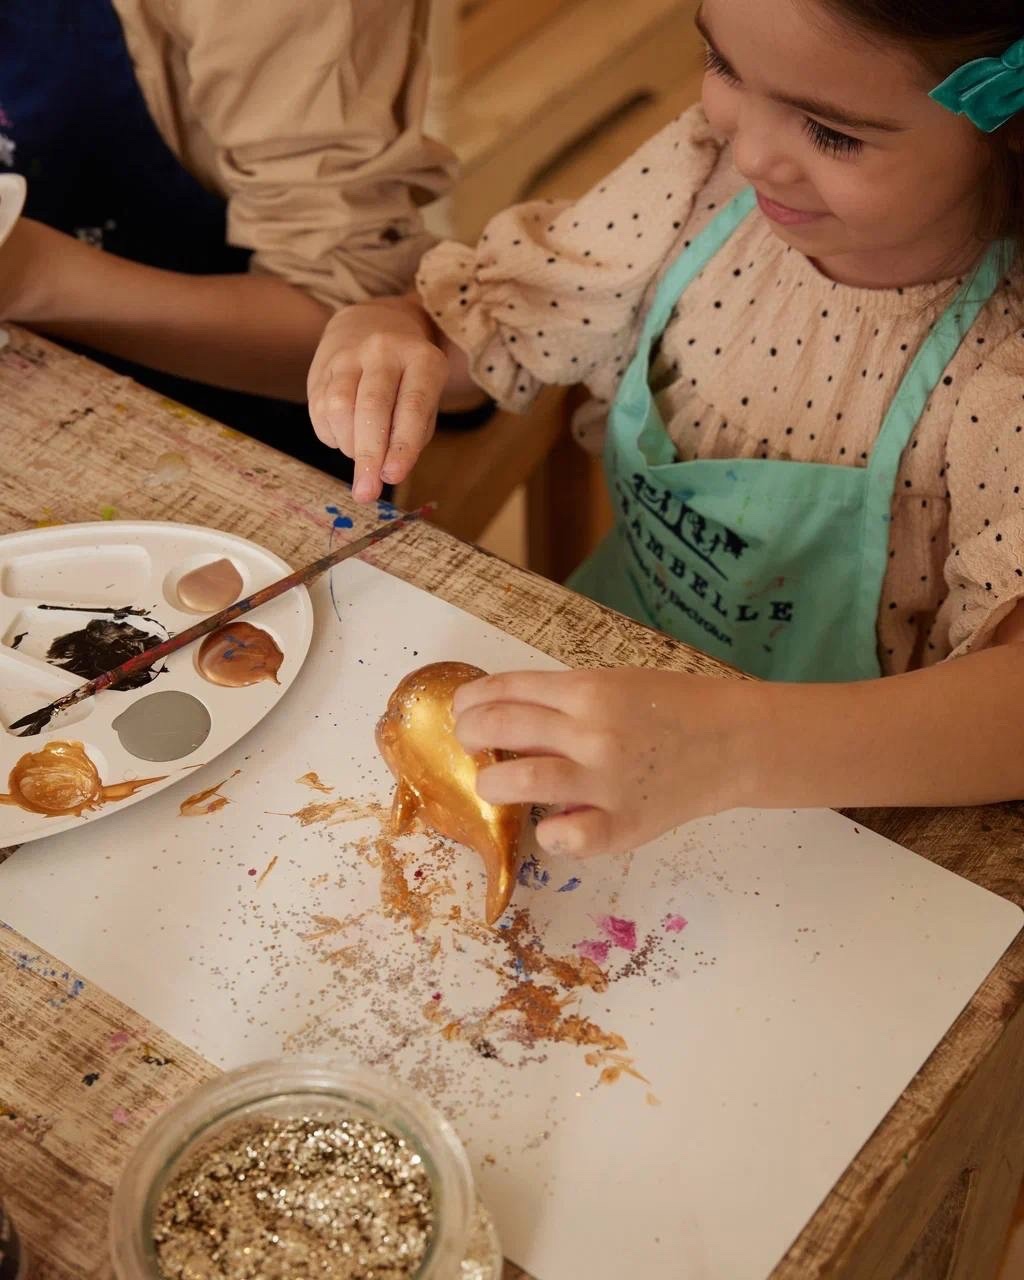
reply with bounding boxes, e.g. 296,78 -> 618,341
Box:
47,619 -> 163,689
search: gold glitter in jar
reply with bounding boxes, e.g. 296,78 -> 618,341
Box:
152,1114 -> 434,1279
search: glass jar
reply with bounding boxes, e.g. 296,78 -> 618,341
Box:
109,1057 -> 502,1279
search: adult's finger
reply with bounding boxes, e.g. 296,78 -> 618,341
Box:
351,362 -> 402,502
380,349 -> 445,484
311,367 -> 359,451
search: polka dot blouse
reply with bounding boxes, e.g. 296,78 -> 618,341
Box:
417,105 -> 1024,676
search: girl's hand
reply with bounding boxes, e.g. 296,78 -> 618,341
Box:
453,668 -> 757,857
307,295 -> 448,502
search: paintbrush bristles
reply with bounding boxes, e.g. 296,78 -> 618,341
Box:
9,506 -> 432,736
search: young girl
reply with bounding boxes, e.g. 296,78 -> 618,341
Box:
308,0 -> 1024,858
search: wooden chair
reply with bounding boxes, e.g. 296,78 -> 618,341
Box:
395,388 -> 574,578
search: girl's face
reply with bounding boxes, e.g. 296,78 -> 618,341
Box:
699,0 -> 992,287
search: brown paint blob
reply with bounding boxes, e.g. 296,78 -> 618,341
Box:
175,558 -> 243,614
376,662 -> 526,925
0,741 -> 163,817
197,621 -> 282,687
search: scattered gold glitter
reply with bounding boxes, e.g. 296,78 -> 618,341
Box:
152,1115 -> 433,1280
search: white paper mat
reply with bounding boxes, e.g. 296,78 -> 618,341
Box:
0,557 -> 1019,1280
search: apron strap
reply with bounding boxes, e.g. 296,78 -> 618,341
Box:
867,244 -> 1007,484
637,187 -> 757,348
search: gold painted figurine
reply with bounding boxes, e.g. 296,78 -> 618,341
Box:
376,662 -> 526,924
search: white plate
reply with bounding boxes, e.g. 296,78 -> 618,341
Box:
0,521 -> 313,844
0,174 -> 26,252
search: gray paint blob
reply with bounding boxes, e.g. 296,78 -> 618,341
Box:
112,690 -> 212,762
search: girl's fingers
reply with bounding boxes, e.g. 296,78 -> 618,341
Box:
453,671 -> 587,718
535,807 -> 617,859
474,755 -> 594,808
352,363 -> 402,502
456,702 -> 587,762
381,350 -> 446,484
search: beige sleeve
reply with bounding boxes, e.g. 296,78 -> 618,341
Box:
138,0 -> 457,308
943,329 -> 1024,656
416,105 -> 724,413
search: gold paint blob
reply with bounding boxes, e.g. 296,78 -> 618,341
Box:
175,558 -> 243,614
197,621 -> 282,687
375,662 -> 526,925
0,741 -> 163,817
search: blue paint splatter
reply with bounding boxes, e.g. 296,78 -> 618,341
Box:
325,504 -> 354,531
517,855 -> 551,889
557,876 -> 582,893
376,499 -> 399,522
13,953 -> 86,1007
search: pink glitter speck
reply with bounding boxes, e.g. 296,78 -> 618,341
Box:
596,915 -> 637,951
664,914 -> 688,933
432,992 -> 442,1001
247,868 -> 258,877
576,939 -> 610,965
111,1106 -> 132,1126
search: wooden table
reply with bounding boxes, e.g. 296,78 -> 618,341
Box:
0,325 -> 1022,1280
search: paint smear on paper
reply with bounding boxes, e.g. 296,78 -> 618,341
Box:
576,939 -> 610,966
663,914 -> 688,933
256,855 -> 278,887
179,771 -> 240,818
296,772 -> 333,794
597,915 -> 638,951
285,796 -> 385,828
517,855 -> 550,889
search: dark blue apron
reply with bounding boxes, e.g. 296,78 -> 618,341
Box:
0,0 -> 352,477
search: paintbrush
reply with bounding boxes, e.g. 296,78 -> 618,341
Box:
10,504 -> 434,737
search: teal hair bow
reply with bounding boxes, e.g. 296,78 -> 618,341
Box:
930,37 -> 1024,133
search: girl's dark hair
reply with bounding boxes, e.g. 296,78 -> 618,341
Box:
822,1 -> 1024,262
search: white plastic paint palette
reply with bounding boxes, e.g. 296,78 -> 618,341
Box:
0,521 -> 313,844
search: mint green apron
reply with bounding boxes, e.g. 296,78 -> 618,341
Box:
570,188 -> 1004,681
